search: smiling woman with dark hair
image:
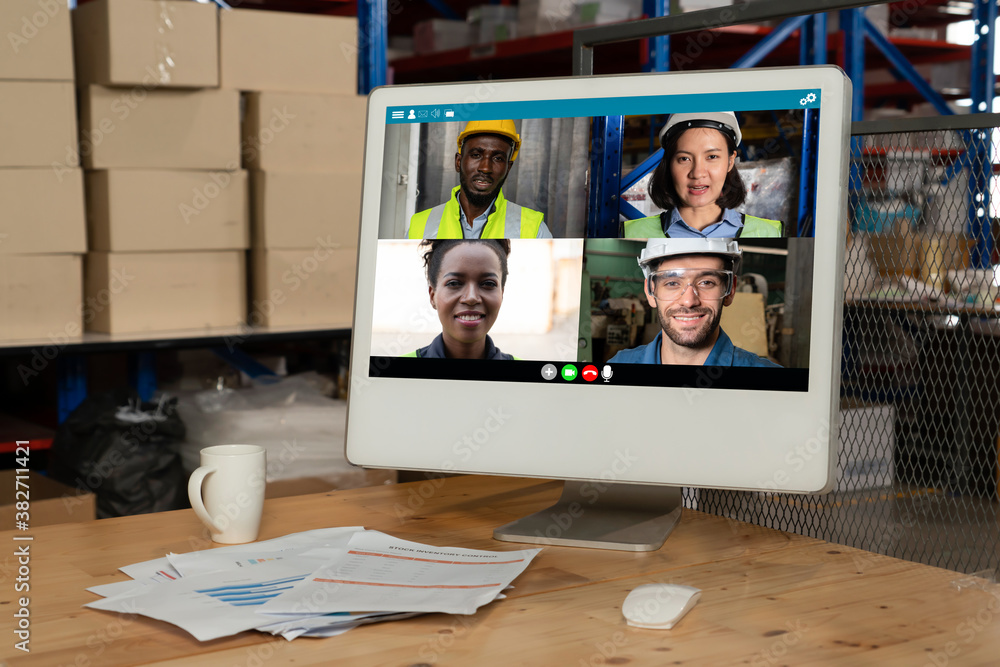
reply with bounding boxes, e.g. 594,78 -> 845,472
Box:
404,239 -> 515,360
624,112 -> 784,240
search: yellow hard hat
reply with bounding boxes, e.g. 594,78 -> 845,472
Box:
456,120 -> 521,162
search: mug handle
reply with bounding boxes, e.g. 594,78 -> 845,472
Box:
188,466 -> 224,534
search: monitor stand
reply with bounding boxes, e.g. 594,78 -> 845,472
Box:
493,481 -> 683,551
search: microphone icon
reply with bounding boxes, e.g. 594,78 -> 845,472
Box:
601,365 -> 613,382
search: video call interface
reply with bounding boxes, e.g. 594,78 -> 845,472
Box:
367,91 -> 821,392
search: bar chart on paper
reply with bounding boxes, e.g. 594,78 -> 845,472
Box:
196,575 -> 306,606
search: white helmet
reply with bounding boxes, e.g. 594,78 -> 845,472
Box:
637,237 -> 743,279
658,111 -> 741,149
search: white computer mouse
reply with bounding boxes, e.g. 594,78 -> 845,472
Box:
621,583 -> 702,630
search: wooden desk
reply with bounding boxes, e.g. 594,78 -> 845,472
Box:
3,475 -> 999,665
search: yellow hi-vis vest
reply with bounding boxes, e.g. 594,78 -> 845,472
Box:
623,212 -> 784,239
408,186 -> 546,239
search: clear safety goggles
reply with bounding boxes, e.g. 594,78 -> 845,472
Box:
646,268 -> 734,302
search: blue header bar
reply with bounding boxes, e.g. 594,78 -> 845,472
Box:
386,90 -> 821,124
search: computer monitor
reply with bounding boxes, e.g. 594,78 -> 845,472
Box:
347,66 -> 851,551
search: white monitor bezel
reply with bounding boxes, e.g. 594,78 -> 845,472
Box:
347,66 -> 850,495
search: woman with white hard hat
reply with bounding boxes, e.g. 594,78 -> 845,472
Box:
623,111 -> 783,239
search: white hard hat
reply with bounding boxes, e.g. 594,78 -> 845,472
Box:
637,237 -> 743,278
658,111 -> 741,149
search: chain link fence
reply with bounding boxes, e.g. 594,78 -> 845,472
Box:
692,114 -> 1000,575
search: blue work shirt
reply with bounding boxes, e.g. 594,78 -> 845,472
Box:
664,207 -> 743,238
607,329 -> 781,367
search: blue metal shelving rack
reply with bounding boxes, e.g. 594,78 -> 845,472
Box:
358,0 -> 997,253
358,0 -> 388,93
969,0 -> 997,267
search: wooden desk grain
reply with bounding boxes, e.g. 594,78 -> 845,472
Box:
2,475 -> 998,666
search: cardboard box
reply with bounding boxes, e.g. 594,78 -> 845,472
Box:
868,225 -> 919,278
0,168 -> 86,254
0,254 -> 82,342
79,86 -> 240,170
0,470 -> 96,527
0,81 -> 78,168
85,251 -> 246,333
242,92 -> 366,172
87,170 -> 249,252
919,232 -> 970,288
251,171 -> 361,249
0,0 -> 74,81
72,0 -> 219,88
220,9 -> 356,93
251,248 -> 355,328
720,292 -> 769,358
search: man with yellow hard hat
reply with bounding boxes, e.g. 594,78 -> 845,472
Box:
407,120 -> 551,239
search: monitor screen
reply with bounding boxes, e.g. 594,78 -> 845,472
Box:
347,67 -> 851,550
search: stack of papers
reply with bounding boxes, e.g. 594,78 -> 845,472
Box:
85,528 -> 542,641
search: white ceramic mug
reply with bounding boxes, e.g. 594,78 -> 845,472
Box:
187,444 -> 266,544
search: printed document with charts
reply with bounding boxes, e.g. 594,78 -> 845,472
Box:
84,528 -> 540,641
259,531 -> 541,616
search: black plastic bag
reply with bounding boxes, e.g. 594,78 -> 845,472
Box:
49,389 -> 188,519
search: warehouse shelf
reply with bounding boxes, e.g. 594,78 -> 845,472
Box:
861,146 -> 965,160
0,327 -> 352,423
0,415 -> 54,455
865,77 -> 1000,105
886,0 -> 974,27
0,326 -> 351,357
390,23 -> 972,93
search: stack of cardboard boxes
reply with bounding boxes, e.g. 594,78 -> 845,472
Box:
2,2 -> 362,339
72,0 -> 247,334
0,0 -> 85,342
220,9 -> 363,329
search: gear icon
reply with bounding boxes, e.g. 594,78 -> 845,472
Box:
800,97 -> 808,106
806,93 -> 817,103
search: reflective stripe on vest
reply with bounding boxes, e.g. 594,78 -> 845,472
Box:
622,213 -> 783,239
408,186 -> 544,239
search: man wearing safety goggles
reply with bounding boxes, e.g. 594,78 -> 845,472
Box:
608,237 -> 781,367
